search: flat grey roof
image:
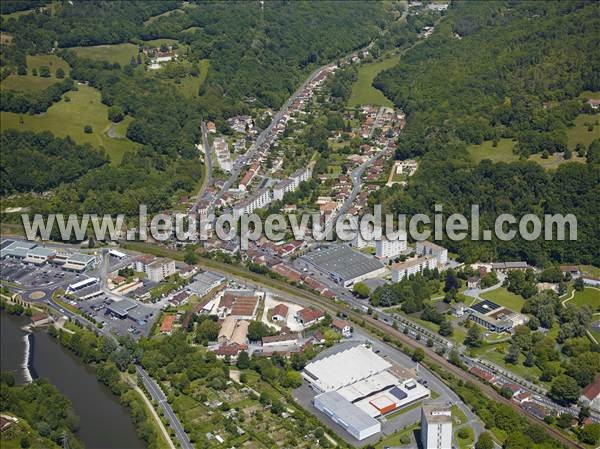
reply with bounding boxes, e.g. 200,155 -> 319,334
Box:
67,253 -> 96,264
1,240 -> 37,258
188,271 -> 225,296
128,304 -> 154,322
27,247 -> 55,257
302,245 -> 384,282
107,299 -> 138,316
315,391 -> 380,431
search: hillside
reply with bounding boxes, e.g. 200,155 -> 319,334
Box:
370,1 -> 600,266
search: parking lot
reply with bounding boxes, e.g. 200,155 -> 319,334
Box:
1,258 -> 81,287
76,295 -> 157,338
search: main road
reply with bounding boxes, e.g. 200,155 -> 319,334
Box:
136,366 -> 194,449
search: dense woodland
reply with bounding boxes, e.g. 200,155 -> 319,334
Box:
1,130 -> 109,195
372,0 -> 600,266
0,1 -> 389,216
0,372 -> 83,449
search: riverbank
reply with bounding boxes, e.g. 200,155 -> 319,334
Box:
1,312 -> 146,449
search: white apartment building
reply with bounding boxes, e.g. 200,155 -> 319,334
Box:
416,241 -> 448,266
233,188 -> 273,217
421,404 -> 452,449
146,258 -> 177,282
375,235 -> 407,259
214,137 -> 232,172
273,167 -> 312,201
391,256 -> 437,282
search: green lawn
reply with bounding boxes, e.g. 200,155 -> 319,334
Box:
2,55 -> 71,92
1,74 -> 59,92
169,59 -> 210,98
468,135 -> 588,170
527,152 -> 586,170
451,405 -> 468,426
71,43 -> 140,67
480,287 -> 525,312
569,287 -> 600,312
348,54 -> 400,107
482,347 -> 544,384
580,265 -> 600,278
375,423 -> 419,449
567,113 -> 600,149
27,55 -> 71,76
1,84 -> 139,164
467,139 -> 518,164
456,426 -> 474,449
143,7 -> 183,25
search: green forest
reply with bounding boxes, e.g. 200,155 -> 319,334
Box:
372,0 -> 600,266
0,1 -> 389,217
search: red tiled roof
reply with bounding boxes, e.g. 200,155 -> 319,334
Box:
582,374 -> 600,400
298,308 -> 324,323
262,333 -> 299,345
271,303 -> 289,318
469,366 -> 494,381
331,319 -> 349,331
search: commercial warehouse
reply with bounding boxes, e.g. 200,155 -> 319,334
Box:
304,345 -> 430,441
301,245 -> 386,288
314,391 -> 381,441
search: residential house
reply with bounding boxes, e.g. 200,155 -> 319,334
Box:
271,304 -> 289,322
296,308 -> 324,326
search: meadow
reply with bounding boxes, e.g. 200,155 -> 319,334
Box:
348,54 -> 400,107
71,43 -> 139,67
1,84 -> 139,164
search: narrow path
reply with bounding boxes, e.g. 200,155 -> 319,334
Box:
561,289 -> 576,307
132,384 -> 177,449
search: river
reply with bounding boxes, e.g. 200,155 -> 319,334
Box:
0,313 -> 146,449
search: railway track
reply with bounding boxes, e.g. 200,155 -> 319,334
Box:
123,244 -> 582,448
196,260 -> 582,449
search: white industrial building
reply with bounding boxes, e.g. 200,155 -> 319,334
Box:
24,247 -> 56,264
375,235 -> 407,259
62,253 -> 97,272
314,391 -> 381,441
416,241 -> 448,266
303,345 -> 392,392
391,256 -> 438,282
421,403 -> 453,449
304,345 -> 430,441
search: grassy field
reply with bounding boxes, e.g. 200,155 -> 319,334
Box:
580,265 -> 600,278
27,54 -> 70,76
375,423 -> 419,449
569,287 -> 600,312
480,287 -> 525,312
567,113 -> 600,149
71,43 -> 139,67
143,7 -> 183,25
348,54 -> 400,107
467,139 -> 518,164
456,426 -> 474,449
0,84 -> 139,164
169,59 -> 210,98
2,55 -> 71,92
482,347 -> 544,383
527,152 -> 586,170
468,135 -> 588,170
1,74 -> 59,92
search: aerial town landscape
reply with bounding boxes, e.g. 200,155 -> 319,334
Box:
0,1 -> 599,449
